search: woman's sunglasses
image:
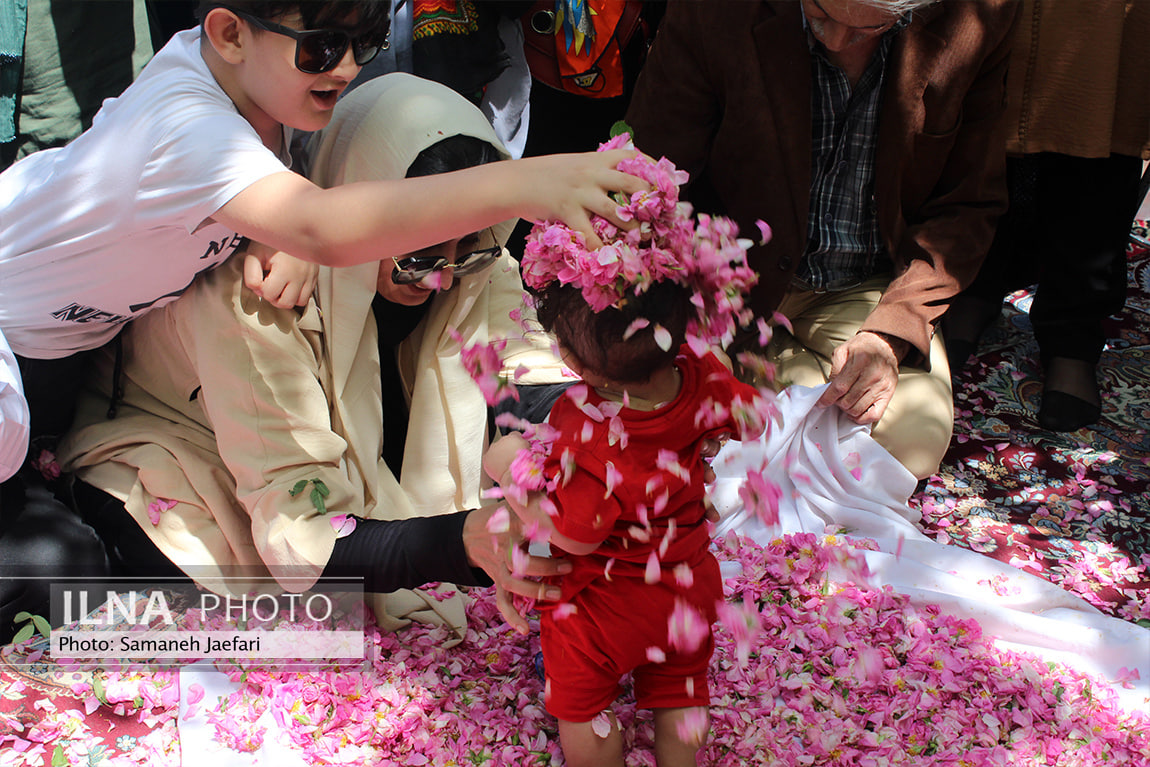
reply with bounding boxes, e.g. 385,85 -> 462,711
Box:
391,234 -> 503,286
226,7 -> 389,74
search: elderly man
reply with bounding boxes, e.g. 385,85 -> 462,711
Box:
626,0 -> 1019,480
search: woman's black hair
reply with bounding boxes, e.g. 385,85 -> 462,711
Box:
197,1 -> 391,38
404,134 -> 502,179
532,280 -> 692,385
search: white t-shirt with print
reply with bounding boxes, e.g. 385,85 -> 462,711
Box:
0,327 -> 30,482
0,29 -> 291,359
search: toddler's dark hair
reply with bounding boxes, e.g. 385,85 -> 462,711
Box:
197,1 -> 390,38
533,280 -> 692,384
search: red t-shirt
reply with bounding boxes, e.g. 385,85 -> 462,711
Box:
543,347 -> 763,602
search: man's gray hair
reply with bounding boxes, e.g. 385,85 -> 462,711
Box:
855,0 -> 939,15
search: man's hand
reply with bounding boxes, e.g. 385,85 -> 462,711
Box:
242,241 -> 319,309
816,331 -> 907,425
462,505 -> 570,635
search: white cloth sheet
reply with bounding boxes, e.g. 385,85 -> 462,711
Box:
710,384 -> 1149,713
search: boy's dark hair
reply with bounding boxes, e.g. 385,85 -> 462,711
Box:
533,280 -> 691,384
405,134 -> 502,179
197,1 -> 390,36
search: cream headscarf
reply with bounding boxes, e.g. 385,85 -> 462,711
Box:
309,73 -> 567,517
307,75 -> 568,628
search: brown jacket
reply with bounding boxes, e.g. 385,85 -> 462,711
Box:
626,0 -> 1019,366
1005,0 -> 1150,159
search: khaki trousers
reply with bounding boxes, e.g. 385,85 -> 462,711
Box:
769,277 -> 953,480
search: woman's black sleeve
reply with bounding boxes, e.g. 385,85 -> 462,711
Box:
321,511 -> 493,592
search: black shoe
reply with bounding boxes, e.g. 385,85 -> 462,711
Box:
1038,390 -> 1102,432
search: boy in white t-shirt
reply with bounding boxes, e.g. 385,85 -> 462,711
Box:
0,0 -> 647,641
0,0 -> 646,438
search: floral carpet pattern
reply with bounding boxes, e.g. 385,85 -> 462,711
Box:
910,222 -> 1150,627
2,225 -> 1148,766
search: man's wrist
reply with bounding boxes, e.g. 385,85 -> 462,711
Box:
863,330 -> 910,363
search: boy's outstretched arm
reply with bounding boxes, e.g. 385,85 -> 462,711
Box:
213,149 -> 650,268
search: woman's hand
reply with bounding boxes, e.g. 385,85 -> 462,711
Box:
462,505 -> 570,635
242,241 -> 319,308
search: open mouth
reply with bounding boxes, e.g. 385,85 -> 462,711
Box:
311,89 -> 340,109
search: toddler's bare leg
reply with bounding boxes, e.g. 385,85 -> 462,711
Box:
653,706 -> 709,767
558,713 -> 624,767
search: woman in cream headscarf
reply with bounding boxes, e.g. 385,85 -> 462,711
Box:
58,73 -> 569,636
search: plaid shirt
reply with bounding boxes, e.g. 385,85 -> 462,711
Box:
796,16 -> 905,291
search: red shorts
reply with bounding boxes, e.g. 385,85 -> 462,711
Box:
540,559 -> 720,722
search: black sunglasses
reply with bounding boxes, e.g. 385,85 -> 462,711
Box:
227,7 -> 389,74
391,233 -> 502,285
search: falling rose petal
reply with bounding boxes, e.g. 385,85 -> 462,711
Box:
756,316 -> 774,346
895,533 -> 905,560
485,507 -> 511,535
645,551 -> 661,584
653,324 -> 673,351
183,704 -> 200,721
755,219 -> 773,245
186,682 -> 205,706
772,310 -> 793,333
676,707 -> 709,744
667,599 -> 708,653
656,449 -> 691,483
580,421 -> 595,443
604,462 -> 624,498
646,646 -> 667,663
658,519 -> 677,558
579,402 -> 606,422
85,695 -> 101,715
623,318 -> 650,340
606,417 -> 628,449
603,558 -> 615,581
739,470 -> 781,527
716,600 -> 762,664
510,546 -> 530,577
591,711 -> 614,739
553,603 -> 578,620
565,384 -> 589,408
329,514 -> 358,539
673,562 -> 695,588
628,526 -> 652,543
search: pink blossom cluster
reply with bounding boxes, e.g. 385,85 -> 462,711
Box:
520,133 -> 766,352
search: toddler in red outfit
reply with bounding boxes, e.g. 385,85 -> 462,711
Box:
485,277 -> 766,767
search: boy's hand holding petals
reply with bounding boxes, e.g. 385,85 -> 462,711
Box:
521,149 -> 654,250
817,331 -> 904,425
242,241 -> 319,309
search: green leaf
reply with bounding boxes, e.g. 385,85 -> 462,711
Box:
31,614 -> 52,638
609,120 -> 633,139
13,611 -> 33,623
310,487 -> 327,514
11,623 -> 33,645
313,479 -> 330,497
1136,618 -> 1150,629
289,479 -> 308,497
93,674 -> 109,704
51,745 -> 67,767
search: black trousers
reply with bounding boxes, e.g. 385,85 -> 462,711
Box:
0,350 -> 111,643
961,152 -> 1144,365
0,476 -> 110,643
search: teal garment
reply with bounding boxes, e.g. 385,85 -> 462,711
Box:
0,0 -> 28,144
2,0 -> 152,164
